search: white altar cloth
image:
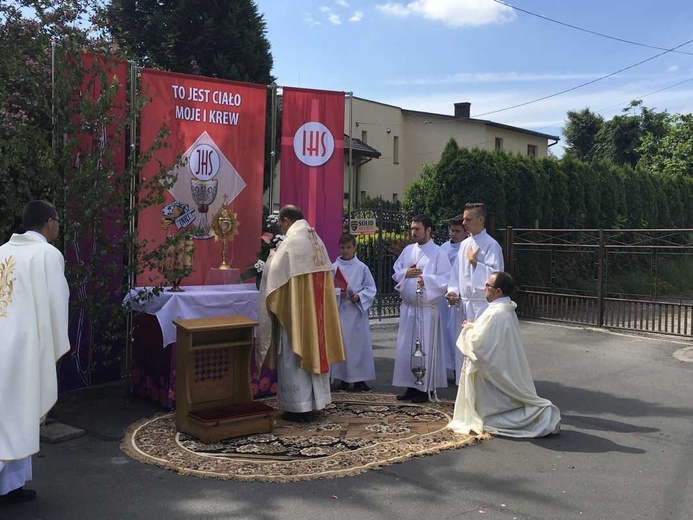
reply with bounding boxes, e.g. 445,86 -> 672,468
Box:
124,284 -> 259,348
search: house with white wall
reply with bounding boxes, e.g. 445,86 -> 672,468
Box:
344,97 -> 559,205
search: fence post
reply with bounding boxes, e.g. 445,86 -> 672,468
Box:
505,227 -> 514,277
376,200 -> 383,321
596,229 -> 605,327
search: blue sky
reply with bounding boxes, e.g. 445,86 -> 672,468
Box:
255,0 -> 693,156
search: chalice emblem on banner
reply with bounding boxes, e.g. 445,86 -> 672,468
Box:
190,143 -> 219,237
167,131 -> 247,240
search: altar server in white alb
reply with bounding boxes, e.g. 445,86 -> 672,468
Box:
331,234 -> 377,393
392,215 -> 452,403
438,215 -> 467,377
448,272 -> 561,438
0,201 -> 70,504
446,203 -> 504,383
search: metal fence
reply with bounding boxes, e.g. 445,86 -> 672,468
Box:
345,206 -> 411,319
344,206 -> 452,320
504,228 -> 693,337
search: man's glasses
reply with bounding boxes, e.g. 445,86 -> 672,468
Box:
484,283 -> 498,289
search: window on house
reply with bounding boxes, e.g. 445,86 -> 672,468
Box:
527,144 -> 538,158
393,136 -> 399,164
392,193 -> 398,203
360,190 -> 367,201
361,130 -> 368,144
495,137 -> 503,151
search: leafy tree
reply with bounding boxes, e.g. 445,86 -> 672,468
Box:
638,113 -> 693,177
106,0 -> 274,84
622,165 -> 643,227
564,101 -> 668,166
561,156 -> 587,227
540,158 -> 569,228
593,159 -> 626,228
515,155 -> 540,227
498,152 -> 519,228
403,163 -> 435,216
563,108 -> 603,161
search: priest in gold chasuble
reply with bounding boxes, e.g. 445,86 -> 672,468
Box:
0,201 -> 70,502
257,205 -> 345,422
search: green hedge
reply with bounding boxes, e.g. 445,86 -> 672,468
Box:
404,139 -> 693,230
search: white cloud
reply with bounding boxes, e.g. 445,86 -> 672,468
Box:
349,11 -> 364,22
376,0 -> 515,27
335,0 -> 350,7
304,13 -> 321,27
328,13 -> 342,25
320,6 -> 331,13
667,65 -> 680,73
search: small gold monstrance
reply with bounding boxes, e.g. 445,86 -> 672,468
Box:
210,194 -> 239,270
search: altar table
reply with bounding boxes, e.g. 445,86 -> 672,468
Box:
125,285 -> 277,408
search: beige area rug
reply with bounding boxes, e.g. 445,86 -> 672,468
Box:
121,392 -> 488,482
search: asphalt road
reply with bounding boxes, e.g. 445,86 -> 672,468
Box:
4,320 -> 692,520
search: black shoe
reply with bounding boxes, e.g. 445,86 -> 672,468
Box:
0,487 -> 37,504
396,387 -> 419,401
352,382 -> 372,393
281,411 -> 315,423
411,392 -> 430,403
337,381 -> 350,392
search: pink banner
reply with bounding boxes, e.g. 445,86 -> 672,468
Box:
280,87 -> 345,259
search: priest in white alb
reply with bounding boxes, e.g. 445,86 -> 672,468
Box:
392,215 -> 451,403
446,202 -> 504,384
256,205 -> 345,423
0,201 -> 70,504
448,271 -> 561,438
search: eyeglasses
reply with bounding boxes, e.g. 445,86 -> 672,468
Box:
50,217 -> 61,224
484,283 -> 498,289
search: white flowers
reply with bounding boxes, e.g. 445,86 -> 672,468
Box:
254,259 -> 265,272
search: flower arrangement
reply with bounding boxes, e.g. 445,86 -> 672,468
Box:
241,212 -> 285,285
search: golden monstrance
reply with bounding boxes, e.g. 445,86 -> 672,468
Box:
210,194 -> 239,270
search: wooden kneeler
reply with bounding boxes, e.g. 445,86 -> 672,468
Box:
173,315 -> 274,443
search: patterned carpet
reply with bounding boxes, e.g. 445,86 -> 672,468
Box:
120,393 -> 488,482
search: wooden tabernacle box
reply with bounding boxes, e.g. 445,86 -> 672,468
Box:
173,315 -> 274,443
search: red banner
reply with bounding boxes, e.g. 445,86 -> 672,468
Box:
137,70 -> 267,286
62,53 -> 128,390
280,87 -> 345,259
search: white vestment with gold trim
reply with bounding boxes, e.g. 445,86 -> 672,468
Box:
448,298 -> 560,438
0,233 -> 70,470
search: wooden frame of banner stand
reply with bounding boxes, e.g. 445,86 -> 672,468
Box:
173,315 -> 274,443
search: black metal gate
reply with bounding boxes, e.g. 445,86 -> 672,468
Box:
345,206 -> 411,319
344,206 -> 477,320
504,228 -> 693,337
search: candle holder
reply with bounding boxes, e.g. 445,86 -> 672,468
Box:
162,236 -> 195,292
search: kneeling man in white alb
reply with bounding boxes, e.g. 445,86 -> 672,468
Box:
448,271 -> 560,438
